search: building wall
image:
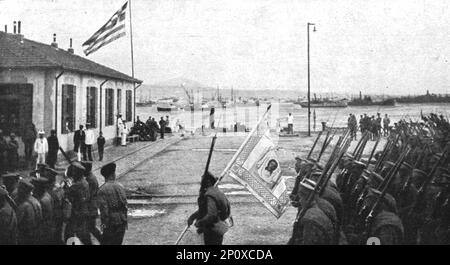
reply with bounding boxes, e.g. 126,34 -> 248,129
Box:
0,68 -> 135,157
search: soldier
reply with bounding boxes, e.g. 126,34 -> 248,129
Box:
46,129 -> 59,169
22,123 -> 37,167
0,186 -> 18,245
82,161 -> 102,243
187,171 -> 231,245
45,167 -> 68,245
289,178 -> 334,245
6,133 -> 19,172
360,188 -> 404,245
65,162 -> 91,245
31,177 -> 55,245
98,162 -> 128,245
383,114 -> 390,136
0,173 -> 20,203
16,179 -> 43,245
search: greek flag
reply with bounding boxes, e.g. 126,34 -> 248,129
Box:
82,2 -> 128,56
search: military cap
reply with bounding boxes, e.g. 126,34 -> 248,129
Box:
295,156 -> 307,162
400,162 -> 413,171
1,172 -> 21,181
42,168 -> 58,182
433,173 -> 450,186
101,162 -> 116,177
31,177 -> 49,187
18,179 -> 34,193
367,188 -> 397,213
81,161 -> 93,173
351,160 -> 366,169
413,169 -> 427,178
383,161 -> 395,169
67,162 -> 86,178
369,171 -> 384,185
299,178 -> 316,191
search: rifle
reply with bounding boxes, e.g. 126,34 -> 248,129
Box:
352,131 -> 369,157
307,131 -> 323,159
407,147 -> 449,217
317,130 -> 331,162
366,136 -> 381,167
363,147 -> 411,238
293,138 -> 349,230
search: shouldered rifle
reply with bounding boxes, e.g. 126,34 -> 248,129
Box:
317,130 -> 331,162
352,131 -> 369,157
407,147 -> 449,217
366,136 -> 381,167
204,134 -> 217,175
364,147 -> 411,233
307,131 -> 323,159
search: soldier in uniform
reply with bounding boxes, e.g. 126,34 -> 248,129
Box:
0,129 -> 6,174
0,173 -> 20,203
6,133 -> 19,172
82,161 -> 102,243
360,188 -> 404,245
45,167 -> 68,245
0,186 -> 18,245
65,162 -> 91,245
187,171 -> 231,245
97,162 -> 128,245
16,179 -> 43,245
289,178 -> 334,245
31,177 -> 55,245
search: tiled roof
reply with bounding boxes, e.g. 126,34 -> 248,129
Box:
0,31 -> 142,83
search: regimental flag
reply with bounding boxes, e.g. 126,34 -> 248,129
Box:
82,2 -> 128,56
224,105 -> 290,218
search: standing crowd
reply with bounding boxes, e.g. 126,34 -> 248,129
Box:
0,161 -> 128,245
348,113 -> 391,140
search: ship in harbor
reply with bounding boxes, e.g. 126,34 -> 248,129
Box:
394,90 -> 450,104
297,94 -> 348,108
348,92 -> 396,106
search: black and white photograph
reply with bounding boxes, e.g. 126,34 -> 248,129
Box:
0,0 -> 449,251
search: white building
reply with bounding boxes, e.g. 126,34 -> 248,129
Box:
0,30 -> 142,157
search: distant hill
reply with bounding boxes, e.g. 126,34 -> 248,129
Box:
151,77 -> 210,88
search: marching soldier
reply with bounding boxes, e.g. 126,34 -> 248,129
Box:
81,161 -> 102,243
0,173 -> 20,203
31,177 -> 55,245
97,162 -> 128,245
65,162 -> 91,245
16,179 -> 43,245
187,171 -> 231,245
0,186 -> 18,245
289,178 -> 334,245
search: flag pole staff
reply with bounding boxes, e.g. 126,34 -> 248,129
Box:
129,0 -> 137,124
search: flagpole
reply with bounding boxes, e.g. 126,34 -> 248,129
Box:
129,0 -> 136,124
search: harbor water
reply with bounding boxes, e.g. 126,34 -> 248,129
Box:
137,102 -> 450,133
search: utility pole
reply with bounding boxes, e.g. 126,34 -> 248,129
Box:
307,22 -> 316,136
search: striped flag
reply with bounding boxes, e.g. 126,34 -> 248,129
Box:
223,105 -> 290,218
82,2 -> 128,56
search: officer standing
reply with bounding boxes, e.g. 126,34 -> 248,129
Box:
187,171 -> 231,245
82,161 -> 102,243
31,177 -> 55,245
98,162 -> 128,245
0,186 -> 18,245
16,179 -> 43,245
46,129 -> 59,169
65,162 -> 91,245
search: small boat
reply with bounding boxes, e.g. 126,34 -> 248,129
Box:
156,101 -> 178,112
296,93 -> 348,108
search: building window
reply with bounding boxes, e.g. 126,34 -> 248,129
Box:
61,84 -> 76,134
105,88 -> 114,126
126,90 -> 132,122
86,86 -> 97,128
117,89 -> 122,116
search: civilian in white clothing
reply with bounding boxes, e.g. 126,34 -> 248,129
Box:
84,124 -> 95,161
121,124 -> 128,146
34,130 -> 48,168
287,113 -> 294,134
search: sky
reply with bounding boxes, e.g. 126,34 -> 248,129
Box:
1,0 -> 450,95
